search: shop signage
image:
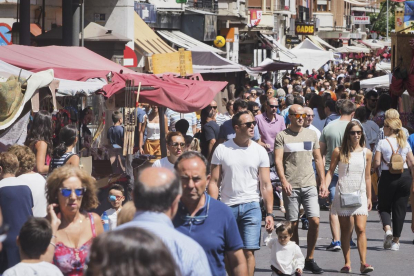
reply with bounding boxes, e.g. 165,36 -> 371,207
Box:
351,16 -> 370,25
295,23 -> 314,35
286,35 -> 300,44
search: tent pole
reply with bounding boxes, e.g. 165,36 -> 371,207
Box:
159,107 -> 167,158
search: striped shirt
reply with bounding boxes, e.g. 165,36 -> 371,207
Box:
165,109 -> 197,136
49,152 -> 76,172
117,211 -> 212,276
215,112 -> 231,126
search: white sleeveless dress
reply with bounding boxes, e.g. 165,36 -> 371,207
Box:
332,148 -> 368,216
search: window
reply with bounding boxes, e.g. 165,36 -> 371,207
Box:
313,0 -> 331,12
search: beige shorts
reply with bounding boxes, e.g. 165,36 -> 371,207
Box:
283,186 -> 320,221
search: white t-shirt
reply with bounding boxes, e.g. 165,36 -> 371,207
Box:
377,137 -> 412,171
152,157 -> 175,171
105,207 -> 121,230
18,173 -> 47,217
3,261 -> 63,276
211,139 -> 269,206
265,238 -> 305,275
307,124 -> 321,140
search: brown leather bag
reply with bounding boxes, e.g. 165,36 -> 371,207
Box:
382,138 -> 404,174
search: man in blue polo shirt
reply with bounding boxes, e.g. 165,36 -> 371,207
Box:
173,151 -> 247,276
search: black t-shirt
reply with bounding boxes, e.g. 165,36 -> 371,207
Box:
200,121 -> 220,157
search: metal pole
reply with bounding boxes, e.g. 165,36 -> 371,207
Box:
81,0 -> 85,47
386,0 -> 389,41
42,0 -> 45,34
72,0 -> 80,46
159,107 -> 167,158
62,0 -> 73,46
19,0 -> 30,45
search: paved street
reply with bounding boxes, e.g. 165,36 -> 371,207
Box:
255,209 -> 413,276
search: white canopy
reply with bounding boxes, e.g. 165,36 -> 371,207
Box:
360,74 -> 390,89
0,60 -> 106,96
376,62 -> 391,73
279,38 -> 334,73
335,45 -> 371,53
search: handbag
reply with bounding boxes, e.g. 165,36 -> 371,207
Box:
339,150 -> 365,208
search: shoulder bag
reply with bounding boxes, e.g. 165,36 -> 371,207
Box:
339,150 -> 365,208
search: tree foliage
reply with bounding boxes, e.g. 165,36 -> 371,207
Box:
369,1 -> 400,36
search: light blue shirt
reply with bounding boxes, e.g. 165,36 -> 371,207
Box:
280,106 -> 291,125
116,211 -> 212,276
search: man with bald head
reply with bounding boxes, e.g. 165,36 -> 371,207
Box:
274,104 -> 328,274
303,107 -> 321,139
117,167 -> 212,276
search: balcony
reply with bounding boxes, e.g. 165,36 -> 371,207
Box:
186,0 -> 218,13
274,0 -> 289,11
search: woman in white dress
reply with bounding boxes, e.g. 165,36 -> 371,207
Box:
325,121 -> 374,274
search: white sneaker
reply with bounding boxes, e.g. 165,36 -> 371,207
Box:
390,241 -> 400,251
383,230 -> 393,249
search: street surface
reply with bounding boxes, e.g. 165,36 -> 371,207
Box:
255,209 -> 413,276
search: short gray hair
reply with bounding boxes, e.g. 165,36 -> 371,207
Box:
174,151 -> 210,176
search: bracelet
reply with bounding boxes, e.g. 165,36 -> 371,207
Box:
50,242 -> 56,247
266,213 -> 274,218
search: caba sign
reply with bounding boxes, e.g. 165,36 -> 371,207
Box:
295,23 -> 314,35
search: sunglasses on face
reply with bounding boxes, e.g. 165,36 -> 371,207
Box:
289,114 -> 307,119
307,114 -> 315,118
59,187 -> 86,197
170,142 -> 185,148
211,106 -> 218,109
239,121 -> 257,128
269,105 -> 279,109
350,131 -> 362,136
252,109 -> 260,114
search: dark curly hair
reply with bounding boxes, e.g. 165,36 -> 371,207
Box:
46,166 -> 98,211
25,110 -> 53,156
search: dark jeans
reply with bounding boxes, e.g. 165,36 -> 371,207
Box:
378,169 -> 412,237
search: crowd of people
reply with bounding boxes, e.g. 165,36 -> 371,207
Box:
0,60 -> 414,276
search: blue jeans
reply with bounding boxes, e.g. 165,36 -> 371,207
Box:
229,201 -> 261,250
326,170 -> 338,204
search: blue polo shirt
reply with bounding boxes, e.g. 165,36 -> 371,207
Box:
173,194 -> 243,276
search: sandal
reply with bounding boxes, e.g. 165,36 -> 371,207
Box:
340,266 -> 352,273
280,206 -> 286,213
360,264 -> 374,274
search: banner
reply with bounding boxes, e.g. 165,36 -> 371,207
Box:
250,10 -> 262,27
351,16 -> 370,24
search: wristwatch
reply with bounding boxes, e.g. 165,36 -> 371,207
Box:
266,213 -> 274,218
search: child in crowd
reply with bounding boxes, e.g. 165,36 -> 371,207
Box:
3,217 -> 63,276
105,184 -> 125,230
264,222 -> 305,276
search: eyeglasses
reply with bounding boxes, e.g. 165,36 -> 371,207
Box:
239,121 -> 257,128
289,114 -> 307,119
350,131 -> 362,136
306,114 -> 315,118
108,195 -> 123,202
252,109 -> 260,114
210,106 -> 218,109
181,196 -> 210,225
269,105 -> 279,109
170,142 -> 185,148
59,187 -> 86,197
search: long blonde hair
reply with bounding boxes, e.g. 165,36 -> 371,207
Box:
384,118 -> 406,149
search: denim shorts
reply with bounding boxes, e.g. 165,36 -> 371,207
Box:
326,170 -> 338,203
229,201 -> 262,250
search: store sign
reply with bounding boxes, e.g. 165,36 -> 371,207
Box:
286,35 -> 300,44
351,16 -> 370,25
250,10 -> 262,27
295,23 -> 314,35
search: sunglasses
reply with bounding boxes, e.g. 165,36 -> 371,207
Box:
170,142 -> 185,148
252,109 -> 260,114
210,106 -> 218,109
289,114 -> 307,119
109,195 -> 123,201
181,196 -> 210,224
59,187 -> 86,197
239,121 -> 257,128
350,131 -> 362,136
251,93 -> 257,95
269,105 -> 279,109
306,114 -> 315,118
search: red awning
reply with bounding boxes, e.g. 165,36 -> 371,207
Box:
0,45 -> 227,112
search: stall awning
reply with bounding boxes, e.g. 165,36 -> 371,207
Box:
134,13 -> 176,56
258,33 -> 297,59
335,45 -> 371,53
249,58 -> 302,72
306,35 -> 337,51
157,30 -> 224,54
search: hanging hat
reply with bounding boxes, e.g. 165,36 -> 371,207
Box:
0,75 -> 25,128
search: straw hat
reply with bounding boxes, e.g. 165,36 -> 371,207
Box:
0,75 -> 24,128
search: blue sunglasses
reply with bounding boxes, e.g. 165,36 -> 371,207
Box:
59,188 -> 86,197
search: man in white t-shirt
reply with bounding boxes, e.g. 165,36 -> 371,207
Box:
152,132 -> 185,171
209,110 -> 274,276
3,217 -> 63,276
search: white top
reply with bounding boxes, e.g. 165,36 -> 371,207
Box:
152,157 -> 175,171
307,124 -> 321,140
312,108 -> 326,132
211,139 -> 269,206
216,112 -> 231,126
377,137 -> 412,170
144,115 -> 160,140
264,234 -> 305,275
18,173 -> 47,217
3,262 -> 63,276
362,120 -> 380,148
105,207 -> 121,230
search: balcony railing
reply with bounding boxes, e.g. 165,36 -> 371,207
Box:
187,0 -> 218,13
274,0 -> 289,11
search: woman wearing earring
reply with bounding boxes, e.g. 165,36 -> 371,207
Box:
325,121 -> 374,274
44,166 -> 103,275
25,111 -> 53,176
49,125 -> 80,173
373,118 -> 414,251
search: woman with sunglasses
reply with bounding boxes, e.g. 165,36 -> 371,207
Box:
44,166 -> 103,275
373,118 -> 414,251
139,106 -> 168,163
152,132 -> 185,171
325,121 -> 374,274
